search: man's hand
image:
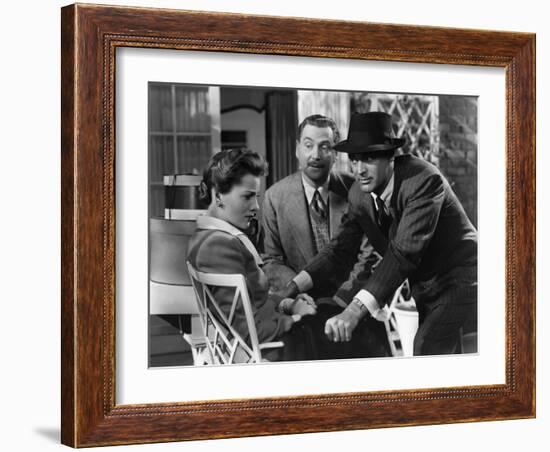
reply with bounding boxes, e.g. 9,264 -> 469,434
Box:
324,302 -> 363,342
274,281 -> 299,300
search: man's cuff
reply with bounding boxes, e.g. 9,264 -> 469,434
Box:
292,271 -> 313,293
354,289 -> 380,316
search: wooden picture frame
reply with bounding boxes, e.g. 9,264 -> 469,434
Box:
61,3 -> 535,447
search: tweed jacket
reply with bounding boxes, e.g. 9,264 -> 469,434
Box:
305,154 -> 478,306
262,171 -> 372,296
187,216 -> 294,344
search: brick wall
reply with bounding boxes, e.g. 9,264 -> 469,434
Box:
438,96 -> 478,227
350,92 -> 478,227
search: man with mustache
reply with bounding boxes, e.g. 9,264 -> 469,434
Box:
282,112 -> 478,356
262,114 -> 389,358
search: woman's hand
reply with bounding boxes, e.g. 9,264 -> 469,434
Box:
295,293 -> 314,304
291,294 -> 317,317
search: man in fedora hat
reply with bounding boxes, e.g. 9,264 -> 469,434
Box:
279,111 -> 478,355
261,114 -> 390,358
261,114 -> 379,299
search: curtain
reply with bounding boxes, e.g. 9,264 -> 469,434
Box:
265,91 -> 298,185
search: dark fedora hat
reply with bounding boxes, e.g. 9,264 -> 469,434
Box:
334,112 -> 405,154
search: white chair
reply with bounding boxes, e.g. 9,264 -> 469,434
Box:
149,217 -> 207,365
186,262 -> 284,364
384,283 -> 419,357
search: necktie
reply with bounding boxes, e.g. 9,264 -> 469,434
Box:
375,196 -> 392,237
311,189 -> 327,219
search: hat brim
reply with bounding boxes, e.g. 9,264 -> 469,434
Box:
333,137 -> 405,154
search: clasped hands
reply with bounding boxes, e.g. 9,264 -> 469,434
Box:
325,301 -> 391,342
290,293 -> 317,317
275,282 -> 390,341
275,282 -> 316,317
277,287 -> 317,317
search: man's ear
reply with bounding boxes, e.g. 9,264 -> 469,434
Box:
388,155 -> 396,172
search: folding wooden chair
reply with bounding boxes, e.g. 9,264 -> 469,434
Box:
186,262 -> 284,364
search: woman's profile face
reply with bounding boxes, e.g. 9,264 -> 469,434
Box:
217,173 -> 261,230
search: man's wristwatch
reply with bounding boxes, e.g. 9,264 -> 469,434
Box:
351,298 -> 368,314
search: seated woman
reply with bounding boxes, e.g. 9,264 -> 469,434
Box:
187,149 -> 317,361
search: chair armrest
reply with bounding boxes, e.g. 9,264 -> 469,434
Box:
258,341 -> 284,350
182,333 -> 206,347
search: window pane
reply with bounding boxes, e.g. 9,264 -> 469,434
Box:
150,136 -> 175,182
149,84 -> 173,132
176,136 -> 212,175
175,86 -> 210,132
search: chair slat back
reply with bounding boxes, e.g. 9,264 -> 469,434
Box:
186,262 -> 263,364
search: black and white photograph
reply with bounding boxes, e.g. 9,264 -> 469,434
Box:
148,84 -> 478,367
4,0 -> 544,450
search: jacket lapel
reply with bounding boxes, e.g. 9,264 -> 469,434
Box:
328,190 -> 347,238
286,174 -> 315,261
328,172 -> 354,238
387,155 -> 406,239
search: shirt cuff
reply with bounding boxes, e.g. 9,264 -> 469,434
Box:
354,289 -> 380,316
292,271 -> 313,293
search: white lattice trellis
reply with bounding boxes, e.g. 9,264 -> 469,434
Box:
353,93 -> 440,164
295,91 -> 441,171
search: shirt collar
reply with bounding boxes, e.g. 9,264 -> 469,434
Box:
301,172 -> 330,205
196,215 -> 263,266
371,172 -> 394,210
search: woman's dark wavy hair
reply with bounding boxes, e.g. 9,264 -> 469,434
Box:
199,148 -> 268,204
